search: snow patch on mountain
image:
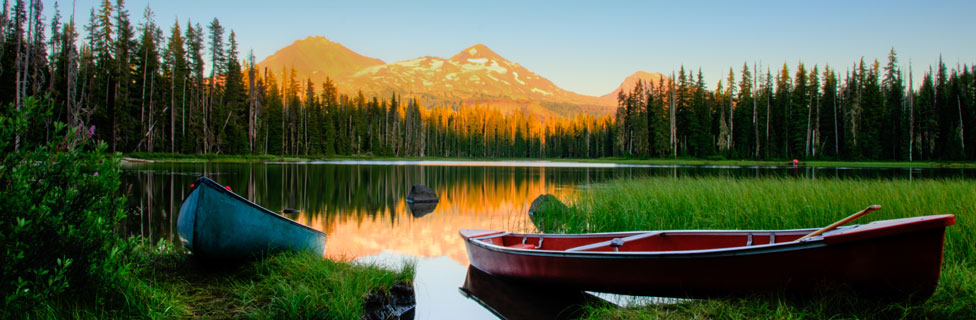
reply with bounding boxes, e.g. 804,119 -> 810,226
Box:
512,72 -> 525,85
531,88 -> 551,96
459,60 -> 507,74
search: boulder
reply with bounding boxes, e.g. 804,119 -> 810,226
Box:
406,184 -> 439,203
364,281 -> 416,320
528,194 -> 567,221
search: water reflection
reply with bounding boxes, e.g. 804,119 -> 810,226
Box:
122,161 -> 976,260
357,251 -> 497,320
124,162 -> 616,264
460,266 -> 609,319
408,201 -> 438,218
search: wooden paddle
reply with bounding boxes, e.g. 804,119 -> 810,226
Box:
796,205 -> 882,242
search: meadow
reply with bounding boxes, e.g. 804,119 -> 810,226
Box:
536,177 -> 975,319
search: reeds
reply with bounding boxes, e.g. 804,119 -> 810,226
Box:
239,252 -> 415,319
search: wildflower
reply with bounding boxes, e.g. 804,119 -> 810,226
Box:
93,172 -> 99,177
87,125 -> 95,138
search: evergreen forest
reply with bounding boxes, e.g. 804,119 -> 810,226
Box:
4,0 -> 974,161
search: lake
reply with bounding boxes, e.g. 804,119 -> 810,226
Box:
121,160 -> 975,319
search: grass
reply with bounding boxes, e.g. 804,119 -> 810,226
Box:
123,152 -> 976,168
144,248 -> 414,319
32,243 -> 414,319
536,177 -> 976,319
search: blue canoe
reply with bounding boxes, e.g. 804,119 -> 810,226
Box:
177,177 -> 326,260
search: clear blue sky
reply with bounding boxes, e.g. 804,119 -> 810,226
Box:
45,0 -> 976,96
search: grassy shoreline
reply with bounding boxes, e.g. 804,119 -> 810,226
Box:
537,176 -> 975,319
124,152 -> 976,168
39,243 -> 415,319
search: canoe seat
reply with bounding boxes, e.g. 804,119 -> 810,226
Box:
566,232 -> 662,252
508,243 -> 537,250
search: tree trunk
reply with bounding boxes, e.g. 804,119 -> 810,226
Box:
908,66 -> 913,161
754,63 -> 759,158
805,95 -> 813,157
170,64 -> 175,153
141,47 -> 149,150
148,68 -> 155,152
834,82 -> 839,156
959,95 -> 965,155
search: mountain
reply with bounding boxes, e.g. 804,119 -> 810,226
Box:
257,36 -> 384,82
601,71 -> 669,103
340,44 -> 612,115
259,37 -> 620,118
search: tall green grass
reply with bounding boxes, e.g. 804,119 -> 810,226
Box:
238,252 -> 415,319
139,248 -> 415,319
539,177 -> 975,319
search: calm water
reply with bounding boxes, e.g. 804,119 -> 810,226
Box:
121,161 -> 974,319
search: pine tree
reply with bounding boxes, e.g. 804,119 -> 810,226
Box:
320,77 -> 337,156
819,66 -> 842,159
735,63 -> 753,157
163,19 -> 186,153
859,60 -> 883,159
773,63 -> 791,158
204,18 -> 224,153
263,69 -> 283,155
131,5 -> 161,152
184,21 -> 205,153
789,63 -> 808,158
806,65 -> 820,158
88,0 -> 116,151
882,48 -> 905,159
221,30 -> 246,154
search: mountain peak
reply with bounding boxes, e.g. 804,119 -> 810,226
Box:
601,71 -> 669,100
302,35 -> 334,43
257,35 -> 384,84
450,44 -> 503,61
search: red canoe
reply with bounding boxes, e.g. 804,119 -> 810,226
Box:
461,214 -> 955,299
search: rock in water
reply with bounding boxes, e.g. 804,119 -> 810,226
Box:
407,184 -> 438,203
528,194 -> 567,221
408,201 -> 438,218
364,281 -> 416,320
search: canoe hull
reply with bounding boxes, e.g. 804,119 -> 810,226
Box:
177,177 -> 326,260
462,215 -> 953,299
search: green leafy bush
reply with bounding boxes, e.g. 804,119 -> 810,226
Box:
0,98 -> 126,317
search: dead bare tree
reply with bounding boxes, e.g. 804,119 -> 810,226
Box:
908,63 -> 913,161
753,62 -> 759,158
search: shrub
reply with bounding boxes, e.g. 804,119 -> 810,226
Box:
0,98 -> 126,317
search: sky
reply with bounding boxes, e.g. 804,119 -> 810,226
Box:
42,0 -> 976,96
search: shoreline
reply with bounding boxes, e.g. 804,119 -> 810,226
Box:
122,152 -> 976,169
